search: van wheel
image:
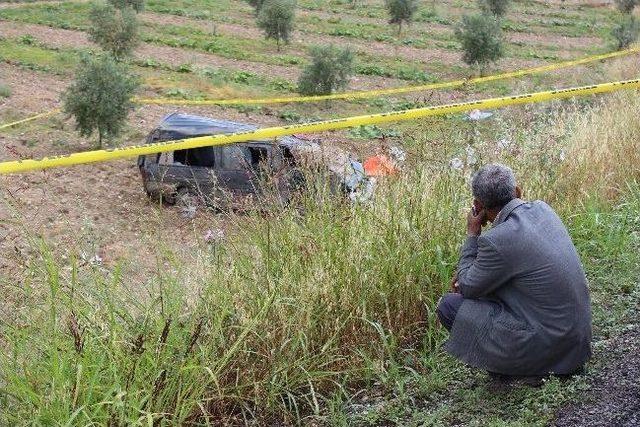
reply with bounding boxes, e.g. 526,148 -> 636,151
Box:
162,188 -> 178,205
175,187 -> 198,207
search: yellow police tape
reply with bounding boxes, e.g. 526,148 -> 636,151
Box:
0,108 -> 61,130
1,79 -> 639,175
134,47 -> 640,106
2,47 -> 638,131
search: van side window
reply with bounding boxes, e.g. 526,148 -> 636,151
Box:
173,147 -> 216,167
220,146 -> 250,170
247,146 -> 270,171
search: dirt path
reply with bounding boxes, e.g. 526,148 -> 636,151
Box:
553,326 -> 640,426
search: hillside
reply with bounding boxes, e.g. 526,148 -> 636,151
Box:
0,0 -> 639,425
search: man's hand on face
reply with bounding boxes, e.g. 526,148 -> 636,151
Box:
467,207 -> 487,237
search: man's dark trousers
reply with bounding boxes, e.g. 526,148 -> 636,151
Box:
437,293 -> 463,331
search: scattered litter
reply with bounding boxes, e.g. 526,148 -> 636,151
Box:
496,138 -> 511,150
389,146 -> 406,163
344,160 -> 367,191
468,109 -> 493,121
80,252 -> 103,267
350,177 -> 377,203
465,145 -> 477,166
364,155 -> 398,176
450,157 -> 464,170
559,150 -> 566,162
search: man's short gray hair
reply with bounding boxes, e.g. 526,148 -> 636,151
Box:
471,164 -> 517,209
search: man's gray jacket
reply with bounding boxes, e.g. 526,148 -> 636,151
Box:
445,198 -> 592,375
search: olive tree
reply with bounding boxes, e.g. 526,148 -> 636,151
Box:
384,0 -> 418,35
455,14 -> 504,75
256,0 -> 296,51
478,0 -> 510,17
108,0 -> 144,12
612,15 -> 639,49
614,0 -> 637,14
298,45 -> 354,96
88,1 -> 139,61
63,55 -> 138,148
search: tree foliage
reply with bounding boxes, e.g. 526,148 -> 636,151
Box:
614,0 -> 637,14
63,55 -> 138,147
108,0 -> 144,12
298,45 -> 354,96
455,14 -> 504,74
612,15 -> 639,49
384,0 -> 418,34
256,0 -> 296,51
88,1 -> 139,60
478,0 -> 510,17
246,0 -> 266,14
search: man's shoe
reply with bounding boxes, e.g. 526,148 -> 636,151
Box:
486,372 -> 514,393
517,375 -> 545,387
487,372 -> 545,389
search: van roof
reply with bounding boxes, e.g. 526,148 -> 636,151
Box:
154,113 -> 308,148
158,113 -> 257,135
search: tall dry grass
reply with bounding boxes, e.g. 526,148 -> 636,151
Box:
1,88 -> 639,424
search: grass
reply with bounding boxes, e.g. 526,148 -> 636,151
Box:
1,88 -> 639,424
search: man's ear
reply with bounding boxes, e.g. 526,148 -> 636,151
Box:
515,185 -> 523,199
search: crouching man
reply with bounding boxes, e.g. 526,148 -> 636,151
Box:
438,164 -> 592,382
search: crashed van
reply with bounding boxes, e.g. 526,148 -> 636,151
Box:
137,113 -> 373,208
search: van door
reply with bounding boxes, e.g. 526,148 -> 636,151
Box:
214,145 -> 256,206
155,147 -> 219,202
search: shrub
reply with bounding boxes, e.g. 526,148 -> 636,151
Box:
88,1 -> 139,61
297,45 -> 354,96
256,0 -> 296,51
0,84 -> 11,98
108,0 -> 144,12
455,14 -> 504,75
614,0 -> 637,14
384,0 -> 418,35
245,0 -> 266,14
63,55 -> 138,147
612,16 -> 639,49
478,0 -> 510,17
18,34 -> 37,45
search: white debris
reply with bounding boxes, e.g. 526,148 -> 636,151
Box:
89,254 -> 103,266
450,157 -> 464,170
468,109 -> 493,121
559,150 -> 566,162
389,146 -> 406,163
496,138 -> 511,150
465,146 -> 477,166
